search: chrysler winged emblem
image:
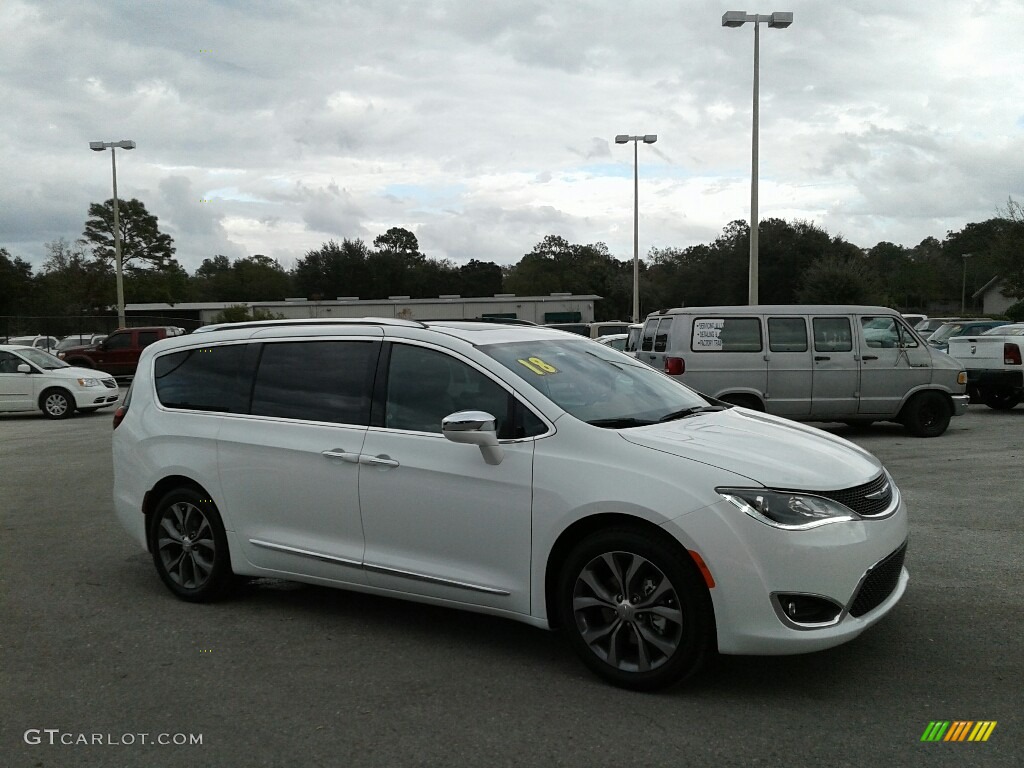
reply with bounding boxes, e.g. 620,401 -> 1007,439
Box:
865,482 -> 890,500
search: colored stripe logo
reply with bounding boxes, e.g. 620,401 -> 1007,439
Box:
921,721 -> 997,742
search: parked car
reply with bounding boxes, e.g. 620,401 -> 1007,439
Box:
7,335 -> 61,353
901,313 -> 927,327
57,333 -> 108,351
914,316 -> 987,340
595,333 -> 628,351
113,317 -> 908,691
635,306 -> 968,437
58,326 -> 186,376
0,344 -> 119,418
544,321 -> 632,339
982,323 -> 1024,336
925,320 -> 1011,352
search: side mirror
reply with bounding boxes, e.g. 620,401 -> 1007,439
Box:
17,363 -> 31,374
442,410 -> 504,465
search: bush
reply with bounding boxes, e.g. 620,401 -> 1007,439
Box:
210,305 -> 285,324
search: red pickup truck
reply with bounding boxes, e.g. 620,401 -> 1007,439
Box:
58,326 -> 187,376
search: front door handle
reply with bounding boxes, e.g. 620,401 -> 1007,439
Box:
814,355 -> 831,361
361,454 -> 400,468
322,449 -> 361,464
862,355 -> 878,360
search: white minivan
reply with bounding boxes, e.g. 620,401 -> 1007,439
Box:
0,344 -> 119,418
113,318 -> 909,690
636,305 -> 969,437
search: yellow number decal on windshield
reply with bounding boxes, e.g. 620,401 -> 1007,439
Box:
517,357 -> 559,375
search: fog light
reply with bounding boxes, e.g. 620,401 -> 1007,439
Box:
774,593 -> 843,626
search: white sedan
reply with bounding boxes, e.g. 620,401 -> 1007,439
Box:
0,345 -> 119,419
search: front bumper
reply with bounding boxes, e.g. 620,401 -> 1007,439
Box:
950,394 -> 970,416
663,494 -> 909,655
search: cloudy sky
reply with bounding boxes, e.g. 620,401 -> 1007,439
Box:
1,0 -> 1022,275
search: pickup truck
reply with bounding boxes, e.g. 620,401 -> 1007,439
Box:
58,326 -> 187,376
946,326 -> 1024,409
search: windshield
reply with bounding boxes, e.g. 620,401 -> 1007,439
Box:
17,348 -> 70,370
928,323 -> 963,343
480,338 -> 710,427
982,325 -> 1024,336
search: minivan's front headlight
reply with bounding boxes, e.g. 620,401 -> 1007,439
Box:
717,488 -> 856,530
77,378 -> 102,387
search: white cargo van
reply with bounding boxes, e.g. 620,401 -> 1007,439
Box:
637,305 -> 969,437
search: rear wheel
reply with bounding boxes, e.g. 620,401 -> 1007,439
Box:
901,391 -> 950,437
981,390 -> 1021,410
40,388 -> 74,419
558,528 -> 714,691
148,488 -> 233,602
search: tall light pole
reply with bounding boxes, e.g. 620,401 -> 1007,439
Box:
722,10 -> 793,305
961,253 -> 971,314
89,139 -> 136,328
615,134 -> 657,323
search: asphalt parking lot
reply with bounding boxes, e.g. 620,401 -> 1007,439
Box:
1,396 -> 1021,768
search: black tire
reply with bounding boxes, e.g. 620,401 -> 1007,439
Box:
981,390 -> 1021,410
901,391 -> 951,437
558,527 -> 714,691
40,388 -> 74,419
148,487 -> 234,602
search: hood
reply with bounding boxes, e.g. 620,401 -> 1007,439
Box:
619,408 -> 882,491
47,365 -> 114,380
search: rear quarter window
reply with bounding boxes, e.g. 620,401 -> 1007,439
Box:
154,344 -> 248,412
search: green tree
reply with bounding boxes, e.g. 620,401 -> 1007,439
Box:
989,198 -> 1024,301
292,239 -> 372,299
81,198 -> 176,270
458,259 -> 503,297
797,254 -> 881,304
209,305 -> 285,324
36,238 -> 113,314
0,247 -> 36,317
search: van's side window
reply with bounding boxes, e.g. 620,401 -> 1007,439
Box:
251,341 -> 376,425
768,317 -> 808,352
691,318 -> 762,352
653,319 -> 671,352
155,344 -> 248,413
385,344 -> 516,436
813,318 -> 853,352
860,317 -> 900,348
640,320 -> 659,352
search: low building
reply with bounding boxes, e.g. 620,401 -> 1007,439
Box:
126,293 -> 601,328
972,277 -> 1017,316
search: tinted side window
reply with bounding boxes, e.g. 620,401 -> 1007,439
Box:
653,319 -> 670,352
640,320 -> 658,352
768,317 -> 807,352
385,344 -> 513,436
814,318 -> 853,352
104,333 -> 131,350
138,331 -> 159,348
251,341 -> 376,425
691,318 -> 762,352
155,344 -> 247,412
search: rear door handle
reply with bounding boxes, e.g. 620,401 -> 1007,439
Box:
322,449 -> 361,464
814,355 -> 831,361
361,454 -> 400,468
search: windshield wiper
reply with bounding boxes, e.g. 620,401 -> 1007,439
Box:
586,417 -> 656,429
657,405 -> 729,423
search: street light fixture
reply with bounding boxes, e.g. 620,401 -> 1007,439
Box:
615,133 -> 658,323
89,139 -> 136,328
722,10 -> 793,305
961,253 -> 972,314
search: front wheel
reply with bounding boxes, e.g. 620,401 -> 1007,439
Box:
40,388 -> 74,419
901,391 -> 951,437
558,528 -> 714,691
148,488 -> 233,602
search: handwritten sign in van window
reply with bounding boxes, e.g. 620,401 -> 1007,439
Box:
693,319 -> 725,350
